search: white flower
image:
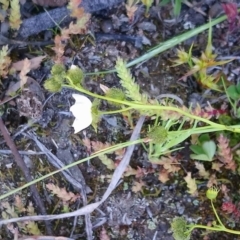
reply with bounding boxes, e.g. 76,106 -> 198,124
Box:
70,94 -> 92,133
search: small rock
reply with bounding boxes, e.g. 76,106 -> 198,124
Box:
101,20 -> 113,33
138,21 -> 156,32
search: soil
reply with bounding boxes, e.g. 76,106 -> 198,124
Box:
1,0 -> 240,240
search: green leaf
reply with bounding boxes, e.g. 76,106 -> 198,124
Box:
173,0 -> 182,16
236,83 -> 240,94
202,141 -> 216,160
159,0 -> 171,6
226,85 -> 240,101
189,145 -> 205,155
190,153 -> 212,161
199,134 -> 210,143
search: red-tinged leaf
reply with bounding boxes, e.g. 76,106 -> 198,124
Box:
11,56 -> 46,71
222,3 -> 238,31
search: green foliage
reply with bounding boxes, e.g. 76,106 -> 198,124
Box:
171,217 -> 191,240
0,45 -> 11,78
206,186 -> 219,200
141,0 -> 154,16
0,0 -> 9,10
227,84 -> 240,101
105,88 -> 126,106
44,64 -> 66,92
44,77 -> 62,92
160,0 -> 183,17
66,66 -> 84,86
9,0 -> 22,30
115,58 -> 160,116
116,58 -> 147,103
147,126 -> 168,144
91,98 -> 101,132
171,188 -> 240,239
174,23 -> 233,91
190,134 -> 216,161
225,83 -> 240,118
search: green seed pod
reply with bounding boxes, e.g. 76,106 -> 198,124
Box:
91,98 -> 101,132
51,64 -> 66,76
105,88 -> 126,106
206,187 -> 219,200
147,126 -> 168,144
171,217 -> 190,240
67,65 -> 84,86
44,78 -> 62,92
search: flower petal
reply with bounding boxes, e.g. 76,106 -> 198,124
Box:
70,94 -> 92,119
72,113 -> 92,133
70,94 -> 93,133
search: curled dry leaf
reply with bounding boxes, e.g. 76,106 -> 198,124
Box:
11,56 -> 46,71
19,58 -> 31,88
195,162 -> 210,179
132,180 -> 145,193
184,172 -> 198,196
158,169 -> 170,183
46,183 -> 79,203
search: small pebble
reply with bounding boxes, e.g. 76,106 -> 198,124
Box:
101,20 -> 113,33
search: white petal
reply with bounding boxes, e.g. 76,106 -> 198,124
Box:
70,94 -> 93,133
70,94 -> 92,119
72,94 -> 92,108
72,113 -> 92,133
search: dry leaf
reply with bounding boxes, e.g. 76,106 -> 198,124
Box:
11,56 -> 46,71
195,162 -> 210,179
212,162 -> 223,172
152,155 -> 180,173
158,169 -> 170,183
99,227 -> 110,240
184,172 -> 198,196
100,83 -> 110,93
132,180 -> 145,193
19,58 -> 31,88
46,183 -> 79,203
207,174 -> 218,188
14,195 -> 26,213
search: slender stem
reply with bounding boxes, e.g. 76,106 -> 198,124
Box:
222,77 -> 236,114
0,138 -> 146,200
85,11 -> 233,76
100,107 -> 134,115
187,224 -> 240,235
67,84 -> 240,133
211,200 -> 225,227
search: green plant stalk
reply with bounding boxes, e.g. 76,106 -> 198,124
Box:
185,199 -> 240,236
211,200 -> 224,227
0,138 -> 144,200
65,84 -> 240,133
100,107 -> 133,115
85,11 -> 239,76
186,224 -> 240,235
222,77 -> 237,114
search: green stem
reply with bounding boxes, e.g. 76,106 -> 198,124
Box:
100,107 -> 134,115
222,77 -> 237,114
66,84 -> 240,133
211,200 -> 225,227
0,138 -> 145,200
187,224 -> 240,235
85,12 -> 234,76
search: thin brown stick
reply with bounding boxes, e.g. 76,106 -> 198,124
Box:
0,117 -> 52,235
